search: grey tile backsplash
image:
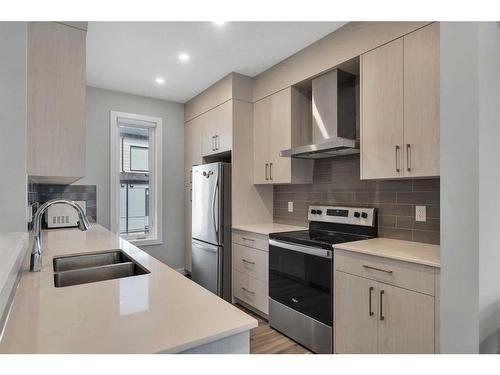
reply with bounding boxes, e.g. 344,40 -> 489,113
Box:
273,155 -> 440,244
28,183 -> 97,227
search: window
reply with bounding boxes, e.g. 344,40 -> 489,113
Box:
110,111 -> 162,245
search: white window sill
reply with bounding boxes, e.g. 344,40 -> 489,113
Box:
125,237 -> 163,247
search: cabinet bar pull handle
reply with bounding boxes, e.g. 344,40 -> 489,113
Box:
241,237 -> 255,242
406,143 -> 411,171
265,163 -> 269,180
363,264 -> 393,274
212,135 -> 215,151
241,287 -> 255,295
215,135 -> 219,150
269,162 -> 273,180
380,290 -> 385,321
242,258 -> 256,265
369,286 -> 374,316
395,145 -> 400,172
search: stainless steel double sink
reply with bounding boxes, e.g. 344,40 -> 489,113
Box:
53,250 -> 150,288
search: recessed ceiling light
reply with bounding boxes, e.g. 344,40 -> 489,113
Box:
178,53 -> 190,62
213,21 -> 226,26
155,77 -> 165,85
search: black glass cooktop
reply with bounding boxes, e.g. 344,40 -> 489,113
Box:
269,230 -> 373,250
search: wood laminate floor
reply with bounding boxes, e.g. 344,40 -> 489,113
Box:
235,304 -> 312,354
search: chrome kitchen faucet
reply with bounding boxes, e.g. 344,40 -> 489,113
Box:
30,198 -> 91,272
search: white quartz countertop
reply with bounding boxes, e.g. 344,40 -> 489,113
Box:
0,232 -> 29,323
0,225 -> 257,353
232,223 -> 307,236
334,238 -> 440,268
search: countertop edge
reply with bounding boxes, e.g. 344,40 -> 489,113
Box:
232,223 -> 307,236
161,321 -> 258,353
334,239 -> 441,268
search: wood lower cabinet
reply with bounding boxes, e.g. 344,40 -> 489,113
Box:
27,22 -> 87,184
335,271 -> 435,354
335,272 -> 378,354
334,249 -> 438,354
377,283 -> 434,353
361,22 -> 439,180
253,87 -> 313,185
232,230 -> 269,315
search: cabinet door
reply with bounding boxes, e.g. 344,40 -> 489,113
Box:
201,101 -> 233,157
184,118 -> 202,187
27,22 -> 86,183
253,96 -> 271,184
360,38 -> 404,180
201,109 -> 216,156
404,23 -> 440,177
212,100 -> 233,154
269,88 -> 292,184
184,186 -> 192,272
378,283 -> 435,353
335,271 -> 378,354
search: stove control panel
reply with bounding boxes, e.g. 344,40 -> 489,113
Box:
308,205 -> 376,227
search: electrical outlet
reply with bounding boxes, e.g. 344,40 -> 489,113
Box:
415,206 -> 426,222
288,201 -> 294,213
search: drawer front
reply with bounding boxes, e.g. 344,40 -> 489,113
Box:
233,243 -> 268,282
334,249 -> 435,296
233,270 -> 269,314
232,231 -> 268,252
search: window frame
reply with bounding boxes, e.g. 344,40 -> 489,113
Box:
110,111 -> 163,246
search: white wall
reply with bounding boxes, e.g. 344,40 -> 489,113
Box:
440,22 -> 480,353
79,86 -> 185,268
0,22 -> 27,233
478,22 -> 500,353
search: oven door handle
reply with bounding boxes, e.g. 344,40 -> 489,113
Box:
269,239 -> 332,259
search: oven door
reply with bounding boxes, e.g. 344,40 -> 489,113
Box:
269,239 -> 332,326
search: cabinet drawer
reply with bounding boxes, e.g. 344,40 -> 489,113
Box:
334,249 -> 435,296
233,270 -> 268,314
232,231 -> 268,252
233,243 -> 268,282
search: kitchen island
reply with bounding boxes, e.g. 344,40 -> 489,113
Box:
0,225 -> 257,353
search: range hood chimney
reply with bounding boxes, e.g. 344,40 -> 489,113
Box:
280,69 -> 358,159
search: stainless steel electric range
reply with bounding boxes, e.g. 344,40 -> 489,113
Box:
268,205 -> 377,354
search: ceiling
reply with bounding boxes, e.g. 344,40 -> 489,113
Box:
86,22 -> 347,103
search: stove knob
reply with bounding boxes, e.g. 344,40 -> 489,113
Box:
361,212 -> 368,219
354,212 -> 361,218
316,210 -> 322,215
311,209 -> 317,215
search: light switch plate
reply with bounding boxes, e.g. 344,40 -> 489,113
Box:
288,201 -> 294,213
416,206 -> 426,222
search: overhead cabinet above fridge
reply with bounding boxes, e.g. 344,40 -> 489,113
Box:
360,23 -> 440,180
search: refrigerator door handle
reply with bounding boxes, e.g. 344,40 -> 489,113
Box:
212,174 -> 219,239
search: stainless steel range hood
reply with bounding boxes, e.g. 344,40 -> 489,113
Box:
280,69 -> 358,160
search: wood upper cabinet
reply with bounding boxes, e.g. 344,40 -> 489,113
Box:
184,118 -> 203,187
27,22 -> 87,184
361,38 -> 404,179
201,100 -> 233,157
253,87 -> 313,185
361,23 -> 439,180
403,23 -> 440,177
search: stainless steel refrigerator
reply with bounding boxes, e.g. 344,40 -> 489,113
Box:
191,162 -> 232,301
